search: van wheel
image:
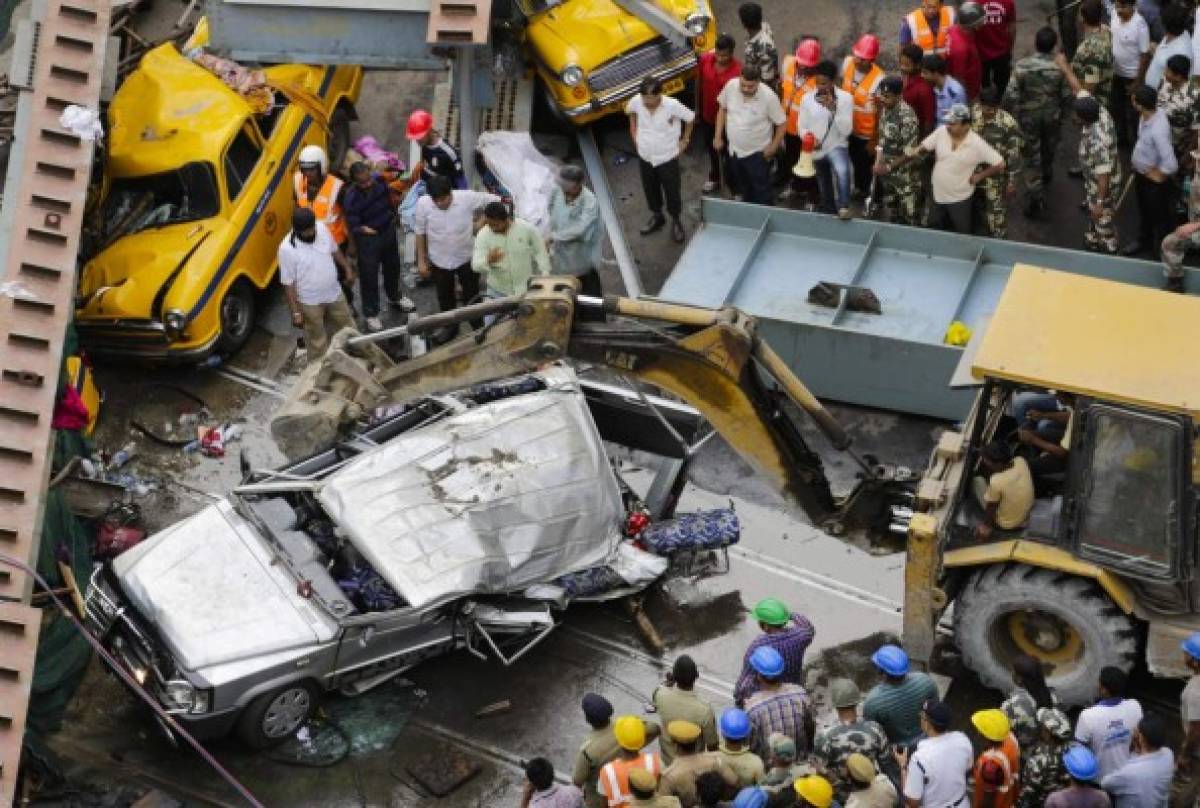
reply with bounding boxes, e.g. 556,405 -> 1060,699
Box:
235,681 -> 319,749
328,107 -> 351,169
214,278 -> 256,355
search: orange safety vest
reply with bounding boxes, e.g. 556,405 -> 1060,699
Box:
599,753 -> 661,807
293,172 -> 347,244
907,6 -> 955,55
780,57 -> 818,137
842,57 -> 885,138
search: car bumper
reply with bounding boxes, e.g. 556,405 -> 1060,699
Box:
560,52 -> 697,123
75,319 -> 217,362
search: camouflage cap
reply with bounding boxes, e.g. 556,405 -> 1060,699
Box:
769,732 -> 797,761
1038,707 -> 1073,741
829,678 -> 862,709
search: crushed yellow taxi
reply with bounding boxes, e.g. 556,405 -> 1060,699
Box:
517,0 -> 716,124
75,43 -> 361,360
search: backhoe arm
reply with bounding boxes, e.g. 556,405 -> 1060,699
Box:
270,277 -> 893,533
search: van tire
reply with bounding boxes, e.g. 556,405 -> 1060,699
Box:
214,278 -> 256,355
235,681 -> 319,749
954,564 -> 1138,707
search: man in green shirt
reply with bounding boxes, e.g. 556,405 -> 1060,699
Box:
861,644 -> 938,747
471,201 -> 550,298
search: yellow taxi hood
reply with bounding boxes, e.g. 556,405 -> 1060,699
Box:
107,44 -> 249,179
78,221 -> 220,320
527,0 -> 694,69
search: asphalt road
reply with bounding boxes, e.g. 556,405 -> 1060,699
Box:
46,0 -> 1175,803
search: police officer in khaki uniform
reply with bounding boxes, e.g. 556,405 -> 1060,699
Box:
657,720 -> 739,807
653,656 -> 718,766
574,694 -> 662,808
630,768 -> 682,807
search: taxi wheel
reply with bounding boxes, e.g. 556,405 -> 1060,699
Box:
215,279 -> 256,355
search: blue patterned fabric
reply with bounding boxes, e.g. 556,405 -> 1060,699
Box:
554,565 -> 624,597
638,508 -> 741,554
338,564 -> 406,612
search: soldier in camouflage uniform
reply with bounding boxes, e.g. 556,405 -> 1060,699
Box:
1157,54 -> 1198,163
1018,708 -> 1073,808
1000,655 -> 1061,753
1071,0 -> 1113,109
971,87 -> 1023,238
762,732 -> 817,806
813,679 -> 890,805
1004,27 -> 1070,217
739,3 -> 780,89
872,76 -> 924,226
1160,148 -> 1199,292
1058,54 -> 1123,251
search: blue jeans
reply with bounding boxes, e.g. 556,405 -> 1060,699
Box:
815,146 -> 851,213
1012,392 -> 1065,441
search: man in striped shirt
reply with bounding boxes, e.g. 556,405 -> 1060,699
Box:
734,597 -> 816,705
744,647 -> 816,763
862,644 -> 939,747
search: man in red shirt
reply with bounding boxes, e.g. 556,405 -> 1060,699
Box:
697,34 -> 743,195
900,43 -> 937,133
976,0 -> 1017,95
945,1 -> 984,99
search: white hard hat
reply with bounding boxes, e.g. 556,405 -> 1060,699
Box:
298,144 -> 327,173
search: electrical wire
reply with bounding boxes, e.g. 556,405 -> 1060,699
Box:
0,552 -> 264,807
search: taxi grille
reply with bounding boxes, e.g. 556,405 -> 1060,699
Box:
587,36 -> 693,93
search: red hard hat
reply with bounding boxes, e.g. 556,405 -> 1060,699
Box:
406,109 -> 434,140
795,39 -> 821,68
853,34 -> 880,61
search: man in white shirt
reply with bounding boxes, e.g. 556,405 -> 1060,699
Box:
1100,714 -> 1173,808
798,59 -> 855,219
279,207 -> 357,361
893,103 -> 1005,233
1144,3 -> 1192,89
1075,667 -> 1144,781
714,63 -> 787,206
1111,0 -> 1151,146
895,699 -> 973,808
626,76 -> 696,243
414,174 -> 500,334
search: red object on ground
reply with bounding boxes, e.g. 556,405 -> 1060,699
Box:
975,0 -> 1016,61
51,385 -> 90,431
96,523 -> 146,559
625,511 -> 650,537
945,25 -> 982,99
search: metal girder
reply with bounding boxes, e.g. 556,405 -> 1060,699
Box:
610,0 -> 689,49
576,128 -> 644,298
0,0 -> 110,799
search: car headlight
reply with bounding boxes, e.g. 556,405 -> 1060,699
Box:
163,308 -> 187,338
163,679 -> 196,712
560,64 -> 585,87
683,12 -> 710,35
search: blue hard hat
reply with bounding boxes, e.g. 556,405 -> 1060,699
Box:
1063,745 -> 1099,781
749,646 -> 786,678
732,787 -> 768,808
871,644 -> 910,677
1182,632 -> 1200,662
720,708 -> 752,741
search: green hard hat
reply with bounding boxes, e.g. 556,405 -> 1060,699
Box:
830,678 -> 861,709
753,598 -> 791,626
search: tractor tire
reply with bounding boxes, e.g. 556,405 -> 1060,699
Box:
954,563 -> 1138,707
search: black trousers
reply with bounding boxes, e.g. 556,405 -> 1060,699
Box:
931,198 -> 973,234
731,152 -> 774,206
355,225 -> 402,317
848,135 -> 874,196
1135,172 -> 1175,256
638,157 -> 682,218
699,119 -> 737,192
1110,75 -> 1138,147
981,54 -> 1013,96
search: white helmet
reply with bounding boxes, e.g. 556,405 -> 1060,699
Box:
298,144 -> 327,173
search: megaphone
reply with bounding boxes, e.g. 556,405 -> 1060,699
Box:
793,131 -> 816,178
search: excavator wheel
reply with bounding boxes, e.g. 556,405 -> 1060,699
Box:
954,563 -> 1138,707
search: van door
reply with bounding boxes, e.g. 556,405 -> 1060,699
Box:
332,608 -> 457,684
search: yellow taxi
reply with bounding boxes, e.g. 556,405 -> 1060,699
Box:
75,41 -> 361,360
518,0 -> 716,125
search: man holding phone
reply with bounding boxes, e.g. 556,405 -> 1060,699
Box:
799,60 -> 855,218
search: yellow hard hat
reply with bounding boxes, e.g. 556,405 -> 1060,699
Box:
972,708 -> 1011,742
614,715 -> 646,751
795,775 -> 834,808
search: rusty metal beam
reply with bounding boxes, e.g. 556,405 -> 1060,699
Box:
0,0 -> 110,801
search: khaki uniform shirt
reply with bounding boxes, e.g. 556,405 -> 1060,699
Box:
845,774 -> 900,808
574,727 -> 622,808
657,752 -> 738,808
652,686 -> 718,765
719,744 -> 765,786
632,797 -> 683,808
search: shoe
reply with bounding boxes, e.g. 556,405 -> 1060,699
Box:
777,188 -> 795,200
702,180 -> 717,193
639,214 -> 666,235
1166,276 -> 1186,293
1119,241 -> 1143,257
388,296 -> 415,313
670,218 -> 685,243
1068,165 -> 1083,178
837,207 -> 852,220
365,316 -> 383,332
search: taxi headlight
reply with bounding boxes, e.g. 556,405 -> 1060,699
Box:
560,64 -> 585,87
683,13 -> 710,35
